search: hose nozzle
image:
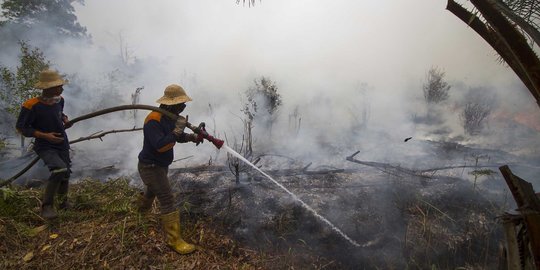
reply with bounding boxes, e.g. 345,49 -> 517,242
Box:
208,136 -> 224,149
188,122 -> 224,149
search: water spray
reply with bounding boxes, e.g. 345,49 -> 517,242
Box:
223,145 -> 361,247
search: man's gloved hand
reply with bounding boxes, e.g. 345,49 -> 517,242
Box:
173,115 -> 187,137
192,133 -> 204,146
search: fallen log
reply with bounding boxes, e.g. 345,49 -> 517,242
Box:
345,151 -> 431,179
170,165 -> 353,176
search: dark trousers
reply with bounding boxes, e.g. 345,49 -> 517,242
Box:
137,161 -> 175,214
36,149 -> 71,207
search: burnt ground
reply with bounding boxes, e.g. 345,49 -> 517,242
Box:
161,161 -> 510,269
2,138 -> 537,269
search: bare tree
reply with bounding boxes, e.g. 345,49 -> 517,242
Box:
423,67 -> 451,104
236,0 -> 258,7
461,102 -> 491,135
288,105 -> 302,137
242,76 -> 282,141
459,89 -> 495,135
131,86 -> 143,125
225,133 -> 260,184
348,82 -> 371,131
241,94 -> 256,156
117,31 -> 136,66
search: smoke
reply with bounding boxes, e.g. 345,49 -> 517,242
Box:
1,1 -> 539,267
0,0 -> 537,199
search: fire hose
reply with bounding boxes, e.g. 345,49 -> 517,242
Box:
0,105 -> 224,187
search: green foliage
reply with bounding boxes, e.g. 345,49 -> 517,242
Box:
0,0 -> 87,38
0,40 -> 49,116
0,186 -> 41,224
71,177 -> 138,216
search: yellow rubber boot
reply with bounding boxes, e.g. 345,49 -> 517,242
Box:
160,210 -> 195,254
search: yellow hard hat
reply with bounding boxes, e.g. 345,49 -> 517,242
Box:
156,84 -> 192,105
34,69 -> 67,89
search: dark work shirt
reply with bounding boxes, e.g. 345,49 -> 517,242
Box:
15,97 -> 69,152
138,111 -> 187,167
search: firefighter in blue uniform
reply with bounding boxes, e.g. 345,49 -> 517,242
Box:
137,84 -> 203,254
16,69 -> 72,219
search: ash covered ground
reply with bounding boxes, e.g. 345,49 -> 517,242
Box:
2,136 -> 538,269
123,139 -> 534,269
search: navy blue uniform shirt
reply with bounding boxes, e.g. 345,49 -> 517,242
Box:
16,97 -> 69,152
138,111 -> 187,167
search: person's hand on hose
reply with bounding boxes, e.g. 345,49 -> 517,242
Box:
62,114 -> 73,129
173,115 -> 187,137
35,131 -> 64,144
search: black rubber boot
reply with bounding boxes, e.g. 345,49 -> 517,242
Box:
57,179 -> 70,210
41,205 -> 58,219
42,179 -> 60,206
41,171 -> 63,218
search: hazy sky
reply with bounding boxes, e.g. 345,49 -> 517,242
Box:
74,0 -> 524,101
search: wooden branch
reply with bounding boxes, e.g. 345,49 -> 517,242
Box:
499,165 -> 540,209
418,164 -> 501,173
69,127 -> 142,144
501,217 -> 523,270
0,156 -> 40,187
170,164 -> 352,176
346,151 -> 430,179
499,165 -> 540,268
171,165 -> 228,173
302,162 -> 313,171
172,155 -> 194,163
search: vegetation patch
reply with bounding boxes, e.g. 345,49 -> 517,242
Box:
0,178 -> 314,269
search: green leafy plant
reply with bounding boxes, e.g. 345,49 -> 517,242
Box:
0,40 -> 50,116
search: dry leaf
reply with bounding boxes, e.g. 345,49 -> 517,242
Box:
49,233 -> 59,239
23,251 -> 34,262
41,244 -> 51,252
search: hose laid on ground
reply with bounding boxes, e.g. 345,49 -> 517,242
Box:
0,105 -> 183,187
